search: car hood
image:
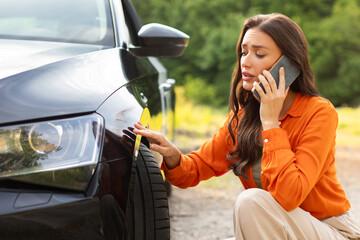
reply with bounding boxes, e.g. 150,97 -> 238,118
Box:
0,40 -> 128,125
0,39 -> 108,80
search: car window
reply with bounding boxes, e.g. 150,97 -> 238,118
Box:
0,0 -> 115,46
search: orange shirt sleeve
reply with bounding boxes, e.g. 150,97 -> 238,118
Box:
161,116 -> 232,188
261,98 -> 338,211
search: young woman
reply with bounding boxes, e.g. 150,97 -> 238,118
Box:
133,13 -> 360,239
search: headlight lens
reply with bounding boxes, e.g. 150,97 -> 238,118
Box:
0,114 -> 103,178
28,122 -> 62,154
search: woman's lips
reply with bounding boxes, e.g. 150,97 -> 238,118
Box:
242,71 -> 255,81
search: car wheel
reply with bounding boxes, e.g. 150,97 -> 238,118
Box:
126,144 -> 170,240
164,180 -> 172,197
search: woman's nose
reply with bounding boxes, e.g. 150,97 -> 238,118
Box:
241,54 -> 251,68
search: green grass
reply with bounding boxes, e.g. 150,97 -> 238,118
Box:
336,107 -> 360,148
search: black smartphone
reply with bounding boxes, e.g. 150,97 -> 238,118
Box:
253,55 -> 301,102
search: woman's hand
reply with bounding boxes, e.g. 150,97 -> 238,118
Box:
253,67 -> 288,130
133,122 -> 181,169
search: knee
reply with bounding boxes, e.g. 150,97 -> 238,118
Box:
234,188 -> 271,215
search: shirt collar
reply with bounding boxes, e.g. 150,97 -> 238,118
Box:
279,93 -> 309,120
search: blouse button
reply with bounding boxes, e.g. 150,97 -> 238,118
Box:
264,139 -> 269,143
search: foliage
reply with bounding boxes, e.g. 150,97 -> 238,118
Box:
173,87 -> 228,152
311,0 -> 360,106
133,0 -> 244,106
183,75 -> 217,105
133,0 -> 360,107
174,87 -> 227,132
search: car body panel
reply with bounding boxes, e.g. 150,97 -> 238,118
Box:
0,47 -> 127,125
0,196 -> 105,239
0,39 -> 108,80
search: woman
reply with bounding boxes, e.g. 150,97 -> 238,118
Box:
133,13 -> 360,239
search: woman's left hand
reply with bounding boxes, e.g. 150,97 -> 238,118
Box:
253,67 -> 288,130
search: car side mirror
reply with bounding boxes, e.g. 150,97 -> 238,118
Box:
129,23 -> 189,58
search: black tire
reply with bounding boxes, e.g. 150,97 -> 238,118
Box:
164,180 -> 172,197
126,144 -> 170,240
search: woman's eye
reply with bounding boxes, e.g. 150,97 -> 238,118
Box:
240,52 -> 247,56
256,53 -> 265,58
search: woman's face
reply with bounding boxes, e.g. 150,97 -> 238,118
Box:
240,28 -> 282,91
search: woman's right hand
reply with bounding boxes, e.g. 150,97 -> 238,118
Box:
133,122 -> 181,169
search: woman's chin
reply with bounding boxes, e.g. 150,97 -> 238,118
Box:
242,82 -> 254,91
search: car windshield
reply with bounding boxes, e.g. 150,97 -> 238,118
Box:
0,0 -> 114,46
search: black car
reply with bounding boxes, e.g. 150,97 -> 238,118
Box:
0,0 -> 188,239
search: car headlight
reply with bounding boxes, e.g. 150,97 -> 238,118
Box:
0,114 -> 103,178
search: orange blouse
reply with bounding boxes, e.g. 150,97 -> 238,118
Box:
161,93 -> 351,219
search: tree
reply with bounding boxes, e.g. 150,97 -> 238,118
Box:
133,0 -> 246,105
133,0 -> 359,106
310,0 -> 360,106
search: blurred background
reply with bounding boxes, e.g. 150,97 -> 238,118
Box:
134,0 -> 360,107
133,0 -> 360,239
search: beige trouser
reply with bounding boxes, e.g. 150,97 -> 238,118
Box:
233,189 -> 360,240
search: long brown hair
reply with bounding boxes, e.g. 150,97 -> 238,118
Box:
227,13 -> 319,178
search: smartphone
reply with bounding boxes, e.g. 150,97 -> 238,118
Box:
253,55 -> 300,102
